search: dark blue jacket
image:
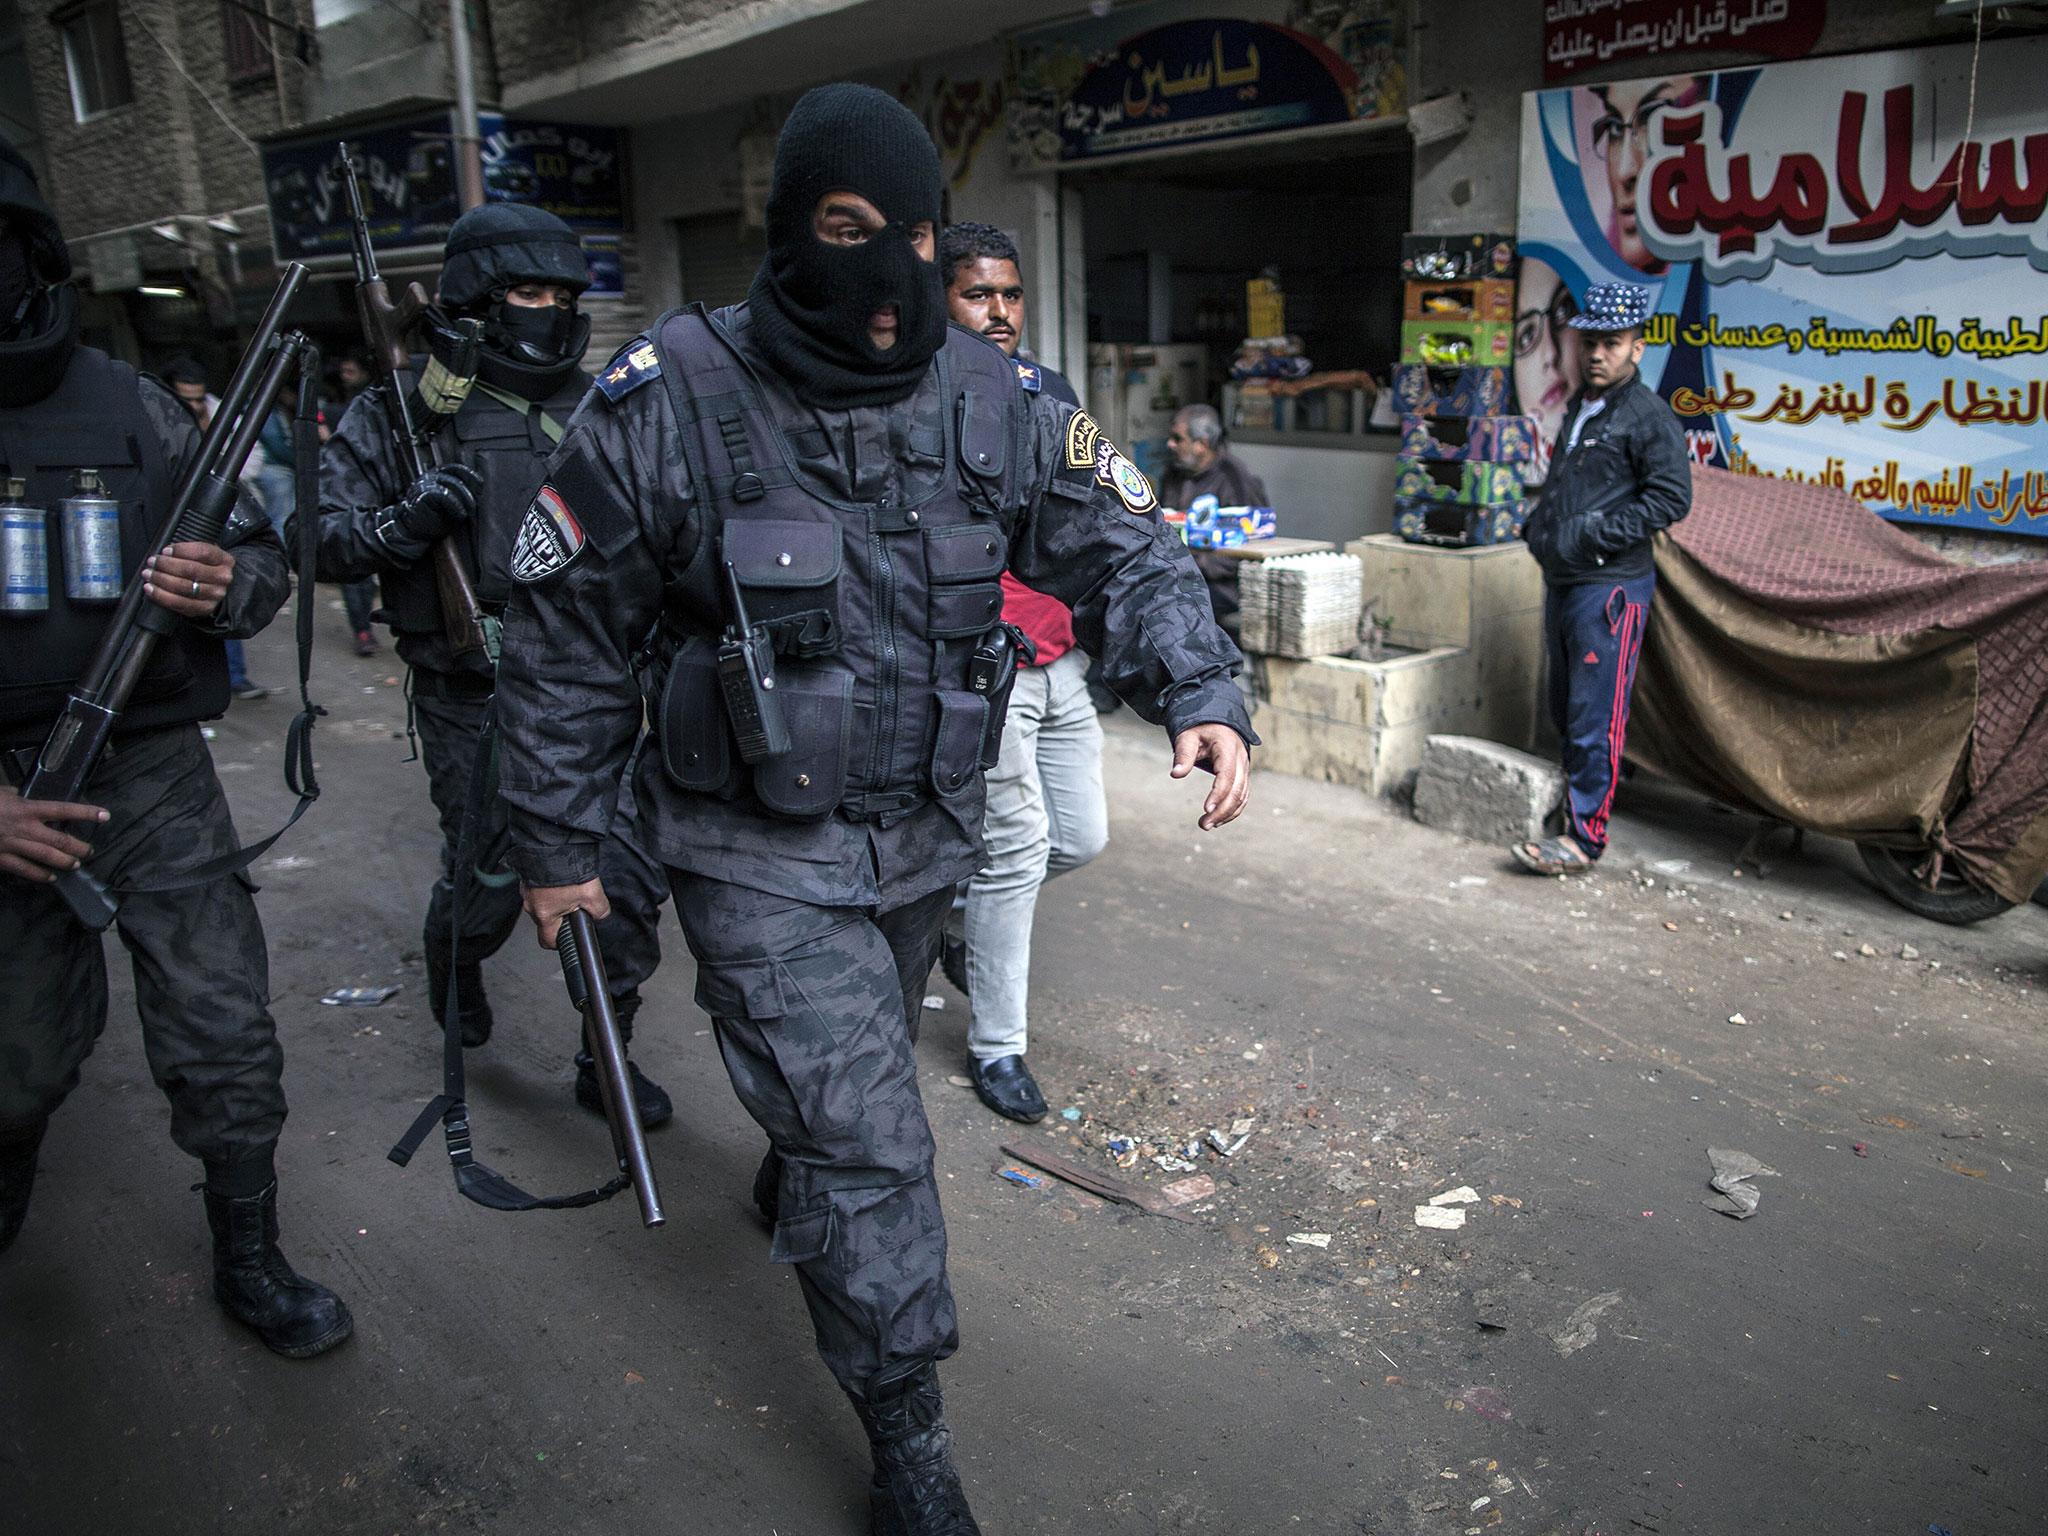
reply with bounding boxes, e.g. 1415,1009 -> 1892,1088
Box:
1524,373 -> 1691,586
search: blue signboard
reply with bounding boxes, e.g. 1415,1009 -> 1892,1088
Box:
262,110 -> 626,268
1008,2 -> 1406,169
477,113 -> 625,232
263,111 -> 463,264
1060,20 -> 1355,160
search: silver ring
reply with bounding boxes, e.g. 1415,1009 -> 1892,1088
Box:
191,578 -> 201,597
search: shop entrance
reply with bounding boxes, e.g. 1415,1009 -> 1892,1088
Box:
1068,124 -> 1411,542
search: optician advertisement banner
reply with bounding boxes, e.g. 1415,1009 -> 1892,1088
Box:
1516,37 -> 2048,537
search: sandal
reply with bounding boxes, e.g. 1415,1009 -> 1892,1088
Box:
1512,835 -> 1594,876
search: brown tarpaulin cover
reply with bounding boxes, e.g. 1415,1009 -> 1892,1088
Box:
1629,466 -> 2048,904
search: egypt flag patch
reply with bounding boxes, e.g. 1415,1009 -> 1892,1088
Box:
511,485 -> 586,583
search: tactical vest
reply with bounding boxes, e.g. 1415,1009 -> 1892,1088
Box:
648,309 -> 1027,822
377,369 -> 588,637
0,345 -> 223,746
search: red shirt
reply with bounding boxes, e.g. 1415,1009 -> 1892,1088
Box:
999,571 -> 1074,667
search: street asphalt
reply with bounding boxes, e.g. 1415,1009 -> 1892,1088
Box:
3,596 -> 2042,1535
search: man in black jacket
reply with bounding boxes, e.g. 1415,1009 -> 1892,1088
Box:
0,142 -> 350,1357
309,204 -> 673,1123
496,84 -> 1252,1534
1514,281 -> 1691,875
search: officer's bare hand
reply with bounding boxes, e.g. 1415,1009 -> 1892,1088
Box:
1170,724 -> 1252,830
523,878 -> 611,948
141,542 -> 234,619
1,790 -> 110,881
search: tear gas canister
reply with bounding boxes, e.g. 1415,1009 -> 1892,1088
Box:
60,468 -> 123,602
0,477 -> 49,614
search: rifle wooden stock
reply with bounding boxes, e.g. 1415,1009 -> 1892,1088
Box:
336,144 -> 488,658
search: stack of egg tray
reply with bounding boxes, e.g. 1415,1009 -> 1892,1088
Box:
1239,552 -> 1364,660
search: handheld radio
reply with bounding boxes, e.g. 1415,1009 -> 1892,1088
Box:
717,560 -> 792,762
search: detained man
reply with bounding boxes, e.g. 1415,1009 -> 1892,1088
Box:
934,221 -> 1108,1124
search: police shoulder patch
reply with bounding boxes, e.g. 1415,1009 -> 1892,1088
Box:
1064,408 -> 1101,471
1014,359 -> 1042,394
1095,442 -> 1158,515
594,339 -> 662,403
511,485 -> 586,583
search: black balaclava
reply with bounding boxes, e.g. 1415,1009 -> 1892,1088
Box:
425,202 -> 592,399
0,142 -> 81,408
748,82 -> 946,410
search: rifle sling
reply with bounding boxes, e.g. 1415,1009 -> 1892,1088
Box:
386,697 -> 631,1212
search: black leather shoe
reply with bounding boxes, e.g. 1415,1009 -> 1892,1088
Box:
0,1119 -> 48,1255
968,1054 -> 1047,1124
857,1365 -> 982,1536
939,934 -> 969,998
574,1052 -> 674,1129
425,948 -> 493,1048
752,1146 -> 782,1226
205,1183 -> 353,1359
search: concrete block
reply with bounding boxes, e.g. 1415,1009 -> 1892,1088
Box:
1412,734 -> 1564,846
1251,648 -> 1480,797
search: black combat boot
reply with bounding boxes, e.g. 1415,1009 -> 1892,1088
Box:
0,1119 -> 49,1255
425,943 -> 493,1048
204,1181 -> 354,1359
857,1363 -> 982,1536
573,991 -> 674,1128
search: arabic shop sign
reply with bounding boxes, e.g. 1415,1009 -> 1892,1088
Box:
1543,0 -> 1823,82
262,110 -> 624,269
1008,2 -> 1406,170
476,113 -> 625,232
1517,36 -> 2048,536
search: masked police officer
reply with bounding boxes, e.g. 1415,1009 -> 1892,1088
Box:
308,202 -> 673,1124
0,143 -> 351,1357
494,85 -> 1254,1533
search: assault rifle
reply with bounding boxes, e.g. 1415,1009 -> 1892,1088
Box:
334,141 -> 490,659
20,264 -> 316,931
558,910 -> 665,1228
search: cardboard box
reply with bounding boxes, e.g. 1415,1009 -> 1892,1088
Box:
1392,364 -> 1511,418
1394,496 -> 1528,548
1399,413 -> 1541,464
1400,319 -> 1513,369
1400,231 -> 1518,281
1403,278 -> 1515,324
1395,457 -> 1530,505
1165,503 -> 1278,548
1234,380 -> 1277,431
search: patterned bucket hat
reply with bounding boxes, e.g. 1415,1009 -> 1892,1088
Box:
1567,281 -> 1651,332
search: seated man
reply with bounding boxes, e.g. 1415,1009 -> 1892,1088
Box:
1156,404 -> 1269,635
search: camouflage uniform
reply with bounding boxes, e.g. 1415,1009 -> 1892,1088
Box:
494,303 -> 1253,1393
1,380 -> 291,1168
308,387 -> 669,1004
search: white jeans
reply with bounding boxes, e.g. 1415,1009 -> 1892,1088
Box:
960,648 -> 1109,1060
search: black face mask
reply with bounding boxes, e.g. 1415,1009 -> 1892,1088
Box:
427,292 -> 591,401
0,281 -> 80,408
747,82 -> 948,410
489,295 -> 582,368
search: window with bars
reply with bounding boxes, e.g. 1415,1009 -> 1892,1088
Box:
222,0 -> 270,85
56,1 -> 134,121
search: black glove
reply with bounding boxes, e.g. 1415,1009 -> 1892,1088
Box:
370,463 -> 483,563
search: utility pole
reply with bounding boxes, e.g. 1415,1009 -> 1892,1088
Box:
447,0 -> 486,210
